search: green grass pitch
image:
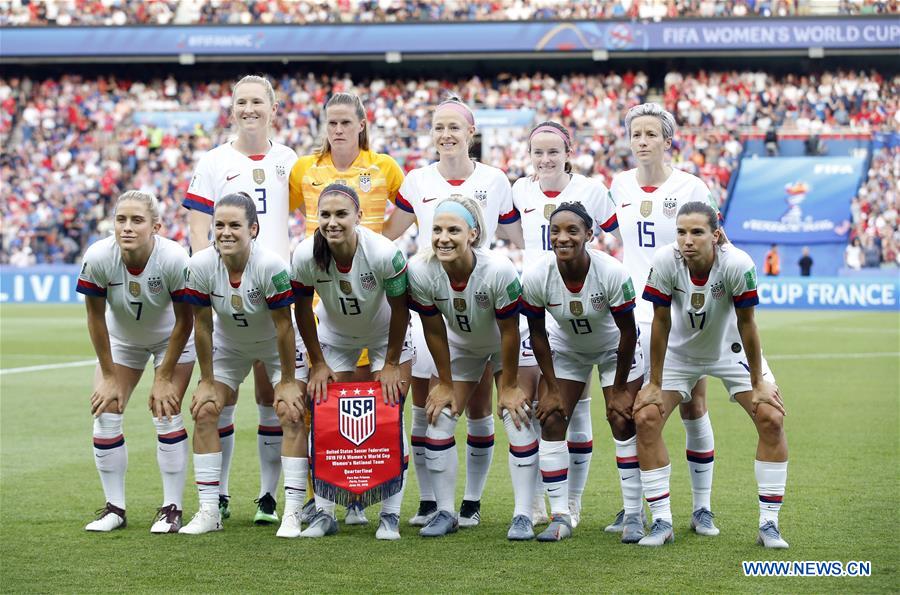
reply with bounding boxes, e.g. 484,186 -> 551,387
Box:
1,305 -> 897,593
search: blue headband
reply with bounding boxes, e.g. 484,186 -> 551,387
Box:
434,200 -> 477,229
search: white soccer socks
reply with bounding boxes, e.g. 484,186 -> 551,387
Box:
425,408 -> 459,514
464,415 -> 494,502
613,435 -> 643,516
217,405 -> 236,499
683,412 -> 715,512
503,411 -> 539,518
153,414 -> 188,510
257,405 -> 283,498
93,413 -> 127,509
410,405 -> 436,503
566,397 -> 593,506
282,456 -> 308,516
641,464 -> 673,524
755,460 -> 787,527
538,439 -> 569,516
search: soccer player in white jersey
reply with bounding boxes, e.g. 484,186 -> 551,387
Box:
383,97 -> 522,528
610,103 -> 722,536
290,184 -> 413,540
183,75 -> 300,525
407,196 -> 529,538
180,193 -> 306,535
78,191 -> 194,534
634,202 -> 788,549
522,202 -> 645,542
512,121 -> 621,528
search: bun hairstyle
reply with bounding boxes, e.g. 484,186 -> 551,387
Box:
114,190 -> 161,224
528,121 -> 573,174
317,92 -> 370,156
313,183 -> 361,272
549,201 -> 593,231
624,103 -> 677,141
215,192 -> 259,239
425,194 -> 487,260
676,201 -> 728,245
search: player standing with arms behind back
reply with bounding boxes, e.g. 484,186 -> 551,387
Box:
183,75 -> 300,526
611,103 -> 721,536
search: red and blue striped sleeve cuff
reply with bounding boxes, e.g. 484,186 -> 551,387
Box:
498,208 -> 521,224
76,279 -> 107,297
183,192 -> 214,215
291,280 -> 314,297
395,193 -> 415,213
267,290 -> 294,309
521,300 -> 545,318
182,288 -> 211,307
170,288 -> 187,302
599,213 -> 619,232
610,299 -> 636,314
409,297 -> 439,316
642,286 -> 671,306
733,289 -> 759,308
495,299 -> 521,320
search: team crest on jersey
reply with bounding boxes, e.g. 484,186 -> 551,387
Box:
231,294 -> 244,311
474,291 -> 490,310
690,293 -> 705,310
569,301 -> 583,316
340,280 -> 353,295
275,164 -> 286,178
128,281 -> 141,298
360,272 -> 377,292
590,292 -> 606,311
663,197 -> 678,218
640,200 -> 653,218
148,276 -> 163,295
454,298 -> 467,312
474,189 -> 487,204
339,396 -> 376,446
253,168 -> 265,185
248,287 -> 263,305
710,281 -> 725,300
359,172 -> 372,193
544,204 -> 557,221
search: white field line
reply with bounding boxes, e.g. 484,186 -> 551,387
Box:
0,359 -> 97,376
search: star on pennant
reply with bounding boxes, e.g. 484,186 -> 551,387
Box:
353,388 -> 361,395
367,388 -> 375,395
340,389 -> 347,396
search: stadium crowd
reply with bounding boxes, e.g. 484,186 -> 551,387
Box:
2,0 -> 897,26
1,69 -> 896,267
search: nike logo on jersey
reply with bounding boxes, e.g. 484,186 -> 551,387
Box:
211,292 -> 224,298
316,279 -> 332,283
548,302 -> 561,307
524,208 -> 536,213
109,282 -> 123,286
673,286 -> 685,293
435,298 -> 449,302
622,203 -> 632,207
226,174 -> 240,181
423,197 -> 439,203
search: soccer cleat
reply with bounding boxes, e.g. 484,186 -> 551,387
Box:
506,514 -> 535,541
568,498 -> 582,529
345,502 -> 369,525
757,521 -> 789,549
638,519 -> 674,546
458,499 -> 481,528
179,506 -> 222,535
536,513 -> 573,542
299,510 -> 338,538
375,513 -> 401,541
532,495 -> 549,526
150,504 -> 182,534
605,507 -> 648,533
218,495 -> 231,520
253,493 -> 279,525
408,500 -> 438,527
299,498 -> 317,524
419,510 -> 459,537
85,502 -> 126,532
691,508 -> 720,536
276,510 -> 303,538
620,513 -> 645,544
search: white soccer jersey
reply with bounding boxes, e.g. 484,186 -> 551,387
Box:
612,168 -> 716,325
643,242 -> 759,363
407,249 -> 521,352
521,250 -> 636,354
513,173 -> 618,262
291,226 -> 408,346
77,236 -> 190,347
184,141 -> 298,262
184,243 -> 294,346
395,162 -> 518,253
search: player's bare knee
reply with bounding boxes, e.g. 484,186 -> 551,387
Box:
634,405 -> 662,435
607,412 -> 634,440
754,404 -> 784,436
194,401 -> 220,425
680,397 -> 706,419
540,412 -> 567,440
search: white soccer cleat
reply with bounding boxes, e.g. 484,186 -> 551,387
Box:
150,504 -> 182,534
408,500 -> 438,527
85,502 -> 126,532
375,513 -> 401,541
638,519 -> 674,547
691,508 -> 720,537
344,502 -> 368,525
757,521 -> 789,549
178,505 -> 222,535
276,510 -> 303,538
300,510 -> 338,538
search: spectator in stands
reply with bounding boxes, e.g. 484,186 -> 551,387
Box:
862,235 -> 882,267
764,126 -> 779,156
764,244 -> 781,276
845,237 -> 864,270
798,247 -> 813,276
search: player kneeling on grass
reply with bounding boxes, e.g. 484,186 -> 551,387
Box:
181,192 -> 307,535
634,201 -> 789,548
522,202 -> 644,543
407,196 -> 530,538
78,191 -> 195,534
291,184 -> 413,540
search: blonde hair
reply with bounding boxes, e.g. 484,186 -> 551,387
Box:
316,92 -> 370,157
423,194 -> 487,261
114,190 -> 160,224
233,75 -> 276,106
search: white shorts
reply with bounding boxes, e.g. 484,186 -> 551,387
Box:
637,320 -> 653,383
110,335 -> 196,370
293,326 -> 309,382
410,312 -> 435,379
552,343 -> 645,387
321,331 -> 414,374
518,321 -> 537,368
662,353 -> 776,403
213,341 -> 289,391
447,344 -> 503,383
